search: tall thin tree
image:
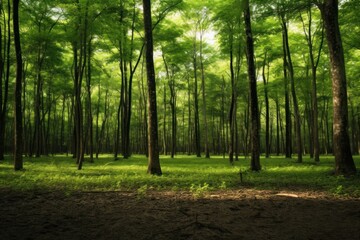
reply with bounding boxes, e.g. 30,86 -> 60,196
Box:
300,4 -> 324,163
244,0 -> 261,171
0,0 -> 11,160
143,0 -> 162,175
13,0 -> 23,170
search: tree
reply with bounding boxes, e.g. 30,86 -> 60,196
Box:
192,21 -> 201,158
13,0 -> 23,170
21,0 -> 62,157
317,0 -> 356,175
198,9 -> 210,159
280,9 -> 302,163
143,0 -> 162,175
300,3 -> 324,162
244,0 -> 261,171
0,0 -> 11,161
158,24 -> 186,158
262,51 -> 270,158
213,0 -> 243,164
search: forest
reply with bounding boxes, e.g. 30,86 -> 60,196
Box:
1,0 -> 360,239
1,0 -> 359,174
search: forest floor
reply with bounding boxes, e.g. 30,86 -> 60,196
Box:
1,188 -> 360,240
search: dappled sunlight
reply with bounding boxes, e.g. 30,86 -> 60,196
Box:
0,155 -> 359,196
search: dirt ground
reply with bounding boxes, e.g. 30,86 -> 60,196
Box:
1,189 -> 360,240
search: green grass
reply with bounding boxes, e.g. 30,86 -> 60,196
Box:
0,154 -> 359,197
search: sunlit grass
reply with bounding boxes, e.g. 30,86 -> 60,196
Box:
0,154 -> 359,197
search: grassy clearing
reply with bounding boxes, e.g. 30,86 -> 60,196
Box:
0,154 -> 359,197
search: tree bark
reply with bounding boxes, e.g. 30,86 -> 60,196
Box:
0,0 -> 10,160
244,0 -> 261,171
13,0 -> 23,170
229,34 -> 236,165
275,98 -> 281,155
262,52 -> 270,158
86,37 -> 94,162
187,75 -> 192,155
193,30 -> 201,158
143,0 -> 162,175
319,0 -> 356,175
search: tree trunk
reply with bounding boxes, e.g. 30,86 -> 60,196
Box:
33,39 -> 44,158
244,0 -> 261,171
86,37 -> 94,162
282,21 -> 292,159
275,98 -> 281,155
0,3 -> 4,160
162,54 -> 176,158
281,15 -> 302,163
13,0 -> 23,170
319,0 -> 356,175
193,32 -> 201,158
187,75 -> 192,155
60,94 -> 66,153
162,82 -> 167,155
143,0 -> 162,175
0,0 -> 10,160
199,29 -> 209,158
263,52 -> 270,158
229,35 -> 236,165
300,7 -> 324,162
170,77 -> 176,158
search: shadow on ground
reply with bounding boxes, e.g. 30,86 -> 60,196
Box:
1,189 -> 360,240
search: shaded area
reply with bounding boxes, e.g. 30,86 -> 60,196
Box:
1,190 -> 360,239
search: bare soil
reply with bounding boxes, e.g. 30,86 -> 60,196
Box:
1,189 -> 360,240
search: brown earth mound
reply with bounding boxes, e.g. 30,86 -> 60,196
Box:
1,189 -> 360,240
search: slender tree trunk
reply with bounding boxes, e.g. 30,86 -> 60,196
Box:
187,75 -> 192,155
301,7 -> 324,162
193,33 -> 201,158
199,29 -> 209,158
162,54 -> 176,158
281,19 -> 292,159
143,0 -> 161,175
60,94 -> 66,153
95,81 -> 100,158
86,37 -> 94,162
123,5 -> 143,159
0,3 -> 4,160
97,89 -> 108,158
263,52 -> 270,158
0,0 -> 11,160
221,76 -> 226,158
33,41 -> 44,158
13,0 -> 23,170
140,62 -> 149,157
244,0 -> 261,171
0,1 -> 10,160
275,98 -> 280,155
162,82 -> 167,155
170,78 -> 176,158
319,0 -> 356,175
229,37 -> 236,165
115,7 -> 126,160
22,62 -> 28,156
281,15 -> 302,163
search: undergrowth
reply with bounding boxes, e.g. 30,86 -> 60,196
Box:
0,154 -> 359,197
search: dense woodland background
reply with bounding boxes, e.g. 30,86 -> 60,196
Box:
0,0 -> 359,173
